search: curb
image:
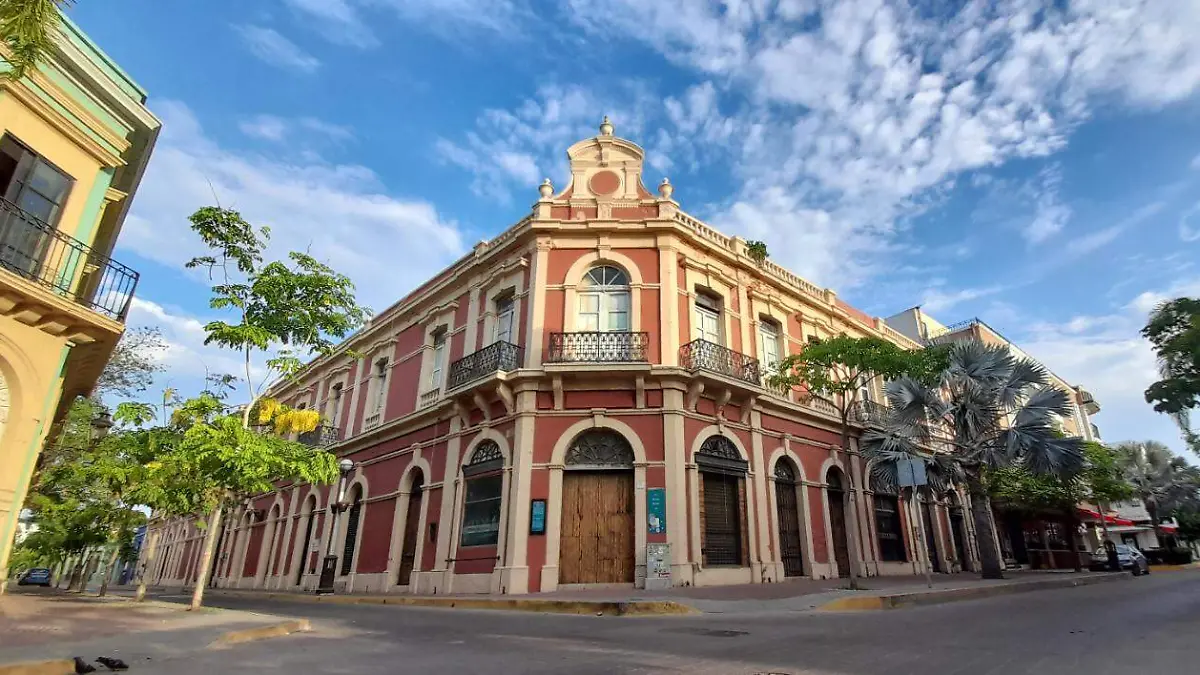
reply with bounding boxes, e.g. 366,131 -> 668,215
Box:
0,660 -> 73,675
818,572 -> 1129,611
210,619 -> 312,647
211,590 -> 696,616
1148,563 -> 1200,572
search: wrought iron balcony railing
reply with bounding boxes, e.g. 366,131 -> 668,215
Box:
546,331 -> 650,363
0,198 -> 139,320
679,339 -> 761,385
447,340 -> 522,390
852,399 -> 889,427
298,425 -> 339,447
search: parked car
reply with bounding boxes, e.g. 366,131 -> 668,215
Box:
17,568 -> 52,586
1089,545 -> 1150,575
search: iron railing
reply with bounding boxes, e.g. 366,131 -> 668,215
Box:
298,425 -> 339,447
0,198 -> 139,320
679,339 -> 761,385
447,340 -> 522,389
852,399 -> 889,427
546,331 -> 650,363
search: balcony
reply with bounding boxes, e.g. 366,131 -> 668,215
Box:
447,340 -> 522,390
297,425 -> 339,448
853,399 -> 889,427
1078,388 -> 1101,415
0,198 -> 139,321
679,339 -> 760,386
546,331 -> 649,363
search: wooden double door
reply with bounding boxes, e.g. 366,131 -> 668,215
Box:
559,470 -> 635,584
775,480 -> 805,577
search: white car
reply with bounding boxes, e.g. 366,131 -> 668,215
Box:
1089,545 -> 1150,575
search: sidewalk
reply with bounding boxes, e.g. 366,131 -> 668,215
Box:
0,589 -> 306,673
162,569 -> 1133,615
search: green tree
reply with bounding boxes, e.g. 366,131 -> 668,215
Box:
1114,441 -> 1200,529
0,0 -> 71,81
861,340 -> 1087,579
987,442 -> 1132,571
165,207 -> 369,610
21,398 -> 154,594
771,334 -> 946,588
1142,298 -> 1200,454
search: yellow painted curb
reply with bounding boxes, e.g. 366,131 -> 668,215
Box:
210,618 -> 311,646
0,659 -> 73,675
816,596 -> 884,611
214,590 -> 695,616
818,573 -> 1129,611
1148,563 -> 1200,572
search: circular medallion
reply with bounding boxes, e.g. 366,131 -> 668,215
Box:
588,170 -> 620,196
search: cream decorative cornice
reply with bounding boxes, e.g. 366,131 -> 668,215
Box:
103,187 -> 128,203
0,77 -> 125,167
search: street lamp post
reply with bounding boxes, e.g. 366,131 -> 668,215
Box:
316,459 -> 355,595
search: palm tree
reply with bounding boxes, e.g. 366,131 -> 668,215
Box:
1,0 -> 72,81
861,340 -> 1086,579
1114,441 -> 1200,531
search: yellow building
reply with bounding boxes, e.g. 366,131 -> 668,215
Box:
0,16 -> 160,583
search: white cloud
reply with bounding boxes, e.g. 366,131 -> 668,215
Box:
547,0 -> 1200,287
920,284 -> 1008,315
1019,277 -> 1200,451
120,101 -> 464,311
238,115 -> 354,144
1066,200 -> 1166,256
361,0 -> 532,37
1180,202 -> 1200,242
233,25 -> 321,73
125,298 -> 248,382
283,0 -> 379,47
434,83 -> 660,203
1191,153 -> 1200,170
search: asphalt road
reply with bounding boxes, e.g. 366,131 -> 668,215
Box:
161,571 -> 1200,674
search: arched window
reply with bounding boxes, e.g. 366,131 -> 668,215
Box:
872,478 -> 907,563
460,441 -> 504,548
565,429 -> 634,468
696,435 -> 748,567
296,496 -> 318,584
578,265 -> 630,332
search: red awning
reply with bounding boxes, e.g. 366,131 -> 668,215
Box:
1159,524 -> 1178,533
1077,508 -> 1136,526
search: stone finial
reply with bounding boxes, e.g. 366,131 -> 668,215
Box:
599,115 -> 614,136
659,177 -> 674,199
538,178 -> 554,199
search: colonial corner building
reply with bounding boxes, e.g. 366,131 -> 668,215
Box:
146,119 -> 1101,595
0,19 -> 160,580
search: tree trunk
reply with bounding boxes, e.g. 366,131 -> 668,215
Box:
966,476 -> 1004,579
190,504 -> 224,611
67,556 -> 86,592
839,414 -> 863,590
136,530 -> 161,602
98,545 -> 121,597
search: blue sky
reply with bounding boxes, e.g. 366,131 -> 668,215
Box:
69,1 -> 1200,454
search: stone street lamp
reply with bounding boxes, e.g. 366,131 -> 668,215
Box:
316,458 -> 355,594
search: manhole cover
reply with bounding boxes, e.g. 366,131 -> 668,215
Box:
662,627 -> 749,638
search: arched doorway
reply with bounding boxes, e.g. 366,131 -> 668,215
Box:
919,494 -> 942,573
397,469 -> 424,586
774,458 -> 804,577
340,486 -> 364,576
826,467 -> 851,578
948,492 -> 971,572
295,496 -> 317,585
559,429 -> 635,584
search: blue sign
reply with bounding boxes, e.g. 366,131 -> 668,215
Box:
647,488 -> 667,534
530,499 -> 546,535
896,458 -> 928,488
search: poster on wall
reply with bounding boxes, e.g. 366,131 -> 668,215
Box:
647,488 -> 666,534
530,499 -> 547,535
645,542 -> 671,590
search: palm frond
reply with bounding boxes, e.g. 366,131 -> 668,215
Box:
997,356 -> 1050,408
0,0 -> 70,81
1014,385 -> 1076,423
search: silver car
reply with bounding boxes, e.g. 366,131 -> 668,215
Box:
1090,545 -> 1150,575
